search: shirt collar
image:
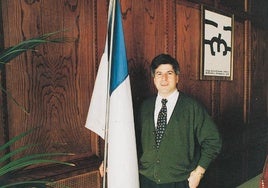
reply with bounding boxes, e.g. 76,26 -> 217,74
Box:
157,90 -> 179,102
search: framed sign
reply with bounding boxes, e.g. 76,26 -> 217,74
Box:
200,6 -> 234,80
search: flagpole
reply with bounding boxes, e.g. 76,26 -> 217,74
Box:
102,0 -> 116,187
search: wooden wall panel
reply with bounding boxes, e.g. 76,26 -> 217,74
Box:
1,0 -> 32,158
123,0 -> 157,103
219,21 -> 245,139
176,2 -> 213,113
0,72 -> 4,165
123,0 -> 177,107
0,0 -> 267,187
251,27 -> 268,122
1,0 -> 107,160
210,20 -> 247,188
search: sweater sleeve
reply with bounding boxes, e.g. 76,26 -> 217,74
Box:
195,104 -> 222,169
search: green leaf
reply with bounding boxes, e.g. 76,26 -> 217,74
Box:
0,143 -> 36,163
0,31 -> 75,187
0,84 -> 30,114
0,180 -> 50,188
0,128 -> 75,179
0,128 -> 36,152
0,30 -> 72,113
0,31 -> 70,65
0,158 -> 74,177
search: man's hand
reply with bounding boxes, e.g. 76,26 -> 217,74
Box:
187,166 -> 205,188
99,161 -> 104,177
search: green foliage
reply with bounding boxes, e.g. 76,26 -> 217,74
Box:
0,128 -> 75,188
0,31 -> 71,113
0,31 -> 68,65
0,32 -> 74,187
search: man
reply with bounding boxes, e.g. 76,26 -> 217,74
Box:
138,54 -> 222,188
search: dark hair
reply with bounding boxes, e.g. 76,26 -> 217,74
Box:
150,54 -> 180,76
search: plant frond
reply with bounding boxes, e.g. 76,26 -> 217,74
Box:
0,180 -> 51,188
0,84 -> 29,114
0,144 -> 36,163
0,128 -> 36,151
0,158 -> 75,177
0,30 -> 72,65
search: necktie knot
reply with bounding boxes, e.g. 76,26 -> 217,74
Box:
161,98 -> 168,105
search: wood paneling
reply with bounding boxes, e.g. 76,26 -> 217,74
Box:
123,0 -> 178,108
4,155 -> 101,186
251,27 -> 268,122
219,21 -> 245,139
0,0 -> 267,187
0,0 -> 107,159
176,3 -> 213,113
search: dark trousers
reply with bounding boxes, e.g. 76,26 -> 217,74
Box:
140,174 -> 189,188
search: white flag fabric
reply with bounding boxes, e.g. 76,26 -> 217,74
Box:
85,0 -> 139,187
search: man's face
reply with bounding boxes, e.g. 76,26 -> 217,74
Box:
153,64 -> 179,97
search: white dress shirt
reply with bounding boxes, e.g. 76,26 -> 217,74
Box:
154,90 -> 179,127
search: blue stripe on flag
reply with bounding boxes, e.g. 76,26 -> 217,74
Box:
86,0 -> 140,186
110,0 -> 128,94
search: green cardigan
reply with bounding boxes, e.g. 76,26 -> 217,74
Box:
138,93 -> 222,184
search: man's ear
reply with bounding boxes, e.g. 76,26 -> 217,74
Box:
176,75 -> 180,83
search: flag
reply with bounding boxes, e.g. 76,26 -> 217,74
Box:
85,0 -> 139,187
